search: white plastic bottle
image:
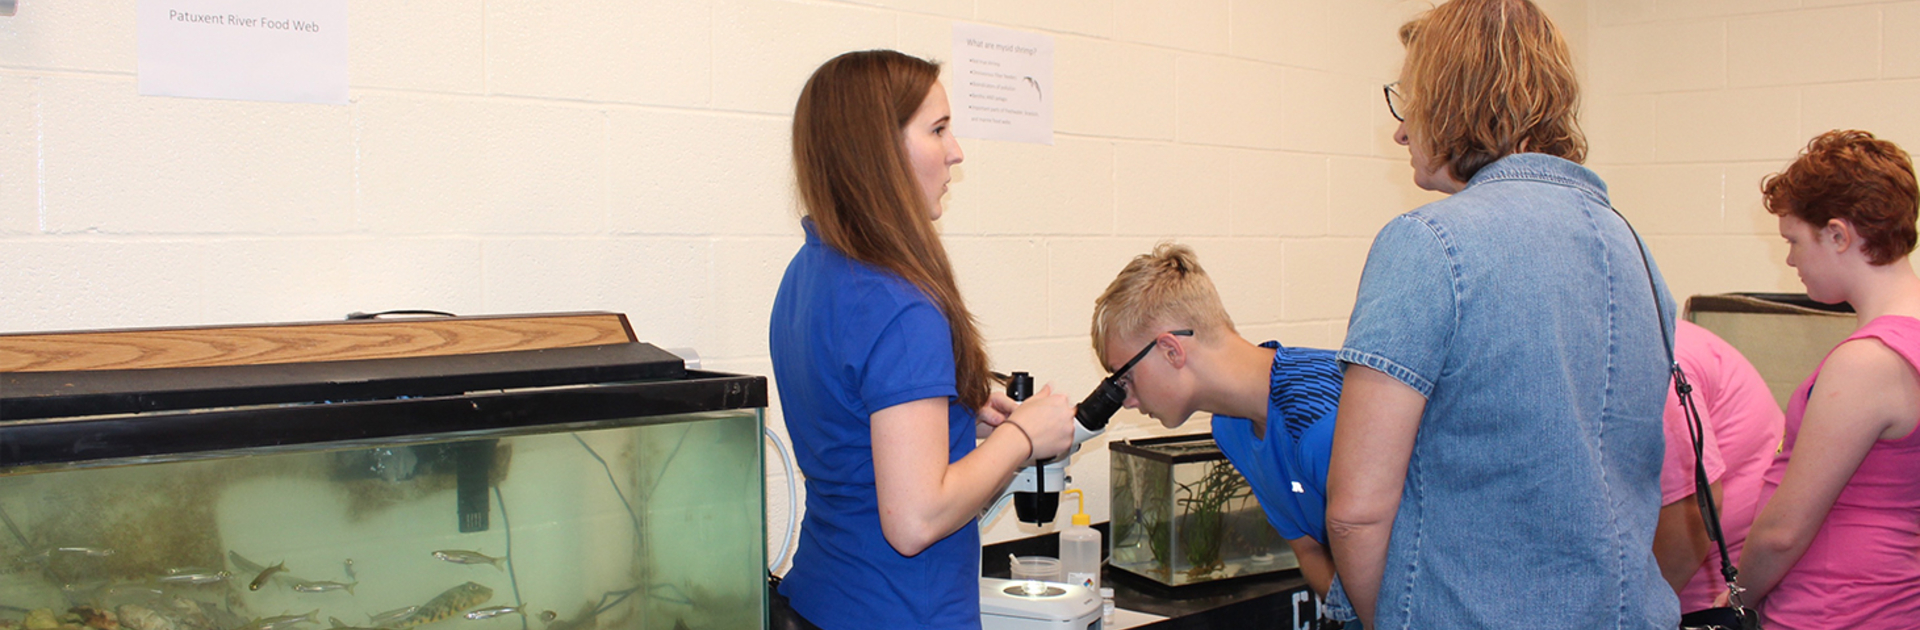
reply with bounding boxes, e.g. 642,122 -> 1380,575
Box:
1100,587 -> 1116,626
1059,489 -> 1102,592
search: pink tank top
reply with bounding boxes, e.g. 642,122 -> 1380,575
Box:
1756,316 -> 1920,629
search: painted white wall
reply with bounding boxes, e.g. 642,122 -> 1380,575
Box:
1586,0 -> 1920,303
46,0 -> 1918,578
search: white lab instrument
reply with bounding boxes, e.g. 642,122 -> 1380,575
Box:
980,578 -> 1103,630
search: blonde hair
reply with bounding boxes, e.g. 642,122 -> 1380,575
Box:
1090,243 -> 1235,367
1399,0 -> 1586,183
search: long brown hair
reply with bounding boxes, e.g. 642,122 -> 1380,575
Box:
1400,0 -> 1585,183
792,50 -> 992,410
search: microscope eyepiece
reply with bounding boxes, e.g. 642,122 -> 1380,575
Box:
1074,378 -> 1127,432
1074,329 -> 1193,430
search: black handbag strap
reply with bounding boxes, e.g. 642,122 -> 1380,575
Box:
1607,204 -> 1753,614
1674,362 -> 1742,595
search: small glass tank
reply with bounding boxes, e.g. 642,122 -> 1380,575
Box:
1108,434 -> 1296,591
0,342 -> 767,630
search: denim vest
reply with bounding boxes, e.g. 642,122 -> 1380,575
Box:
1340,154 -> 1680,629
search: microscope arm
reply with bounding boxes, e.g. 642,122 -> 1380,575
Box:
981,423 -> 1105,528
981,370 -> 1122,528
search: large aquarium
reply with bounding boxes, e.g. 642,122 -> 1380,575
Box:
0,343 -> 767,630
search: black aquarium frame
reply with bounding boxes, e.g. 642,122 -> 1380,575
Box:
1109,432 -> 1228,464
0,342 -> 767,469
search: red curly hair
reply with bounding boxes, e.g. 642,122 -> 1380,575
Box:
1764,130 -> 1919,265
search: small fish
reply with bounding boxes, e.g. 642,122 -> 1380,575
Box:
101,584 -> 167,598
343,559 -> 357,582
250,561 -> 288,591
165,566 -> 218,576
57,547 -> 116,557
462,607 -> 522,621
292,580 -> 356,595
537,612 -> 556,623
158,571 -> 232,585
32,547 -> 115,561
393,582 -> 492,628
431,550 -> 504,572
366,606 -> 419,627
245,610 -> 320,630
230,551 -> 268,574
61,580 -> 109,595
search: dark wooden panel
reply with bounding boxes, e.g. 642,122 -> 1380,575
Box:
0,312 -> 637,372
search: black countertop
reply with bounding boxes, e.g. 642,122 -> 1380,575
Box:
1107,566 -> 1312,629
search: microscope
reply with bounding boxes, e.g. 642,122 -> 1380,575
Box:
988,331 -> 1176,526
992,371 -> 1123,525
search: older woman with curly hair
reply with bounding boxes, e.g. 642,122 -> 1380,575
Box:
1326,0 -> 1679,627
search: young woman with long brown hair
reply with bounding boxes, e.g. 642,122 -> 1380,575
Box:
768,49 -> 1075,629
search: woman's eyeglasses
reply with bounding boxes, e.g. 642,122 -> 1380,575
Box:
1384,81 -> 1406,122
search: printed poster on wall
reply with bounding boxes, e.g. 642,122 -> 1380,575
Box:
138,0 -> 348,104
951,23 -> 1054,145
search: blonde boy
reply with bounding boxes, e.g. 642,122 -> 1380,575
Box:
1092,243 -> 1354,626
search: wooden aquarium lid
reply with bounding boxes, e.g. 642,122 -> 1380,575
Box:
0,313 -> 767,469
0,311 -> 637,373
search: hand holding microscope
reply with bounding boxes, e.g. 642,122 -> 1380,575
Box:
985,332 -> 1159,526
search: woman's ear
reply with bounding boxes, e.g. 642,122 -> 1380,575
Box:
1825,218 -> 1857,253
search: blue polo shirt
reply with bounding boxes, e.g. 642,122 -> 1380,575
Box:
770,220 -> 981,630
1210,341 -> 1344,546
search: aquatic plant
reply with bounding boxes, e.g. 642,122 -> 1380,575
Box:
1176,461 -> 1250,580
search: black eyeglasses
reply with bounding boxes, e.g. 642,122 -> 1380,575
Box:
1109,329 -> 1194,393
1384,81 -> 1406,122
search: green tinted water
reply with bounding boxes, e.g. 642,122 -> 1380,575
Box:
0,410 -> 765,630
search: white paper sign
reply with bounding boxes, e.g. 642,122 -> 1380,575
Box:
138,0 -> 348,104
951,23 -> 1054,145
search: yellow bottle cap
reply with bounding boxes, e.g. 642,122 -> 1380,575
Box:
1065,488 -> 1090,526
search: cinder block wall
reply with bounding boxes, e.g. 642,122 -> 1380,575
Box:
1587,0 -> 1920,303
48,0 -> 1915,575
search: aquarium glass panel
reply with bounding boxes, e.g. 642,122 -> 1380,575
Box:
0,410 -> 765,630
1108,434 -> 1297,589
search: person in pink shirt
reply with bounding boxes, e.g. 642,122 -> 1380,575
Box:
1731,129 -> 1920,628
1652,320 -> 1784,614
